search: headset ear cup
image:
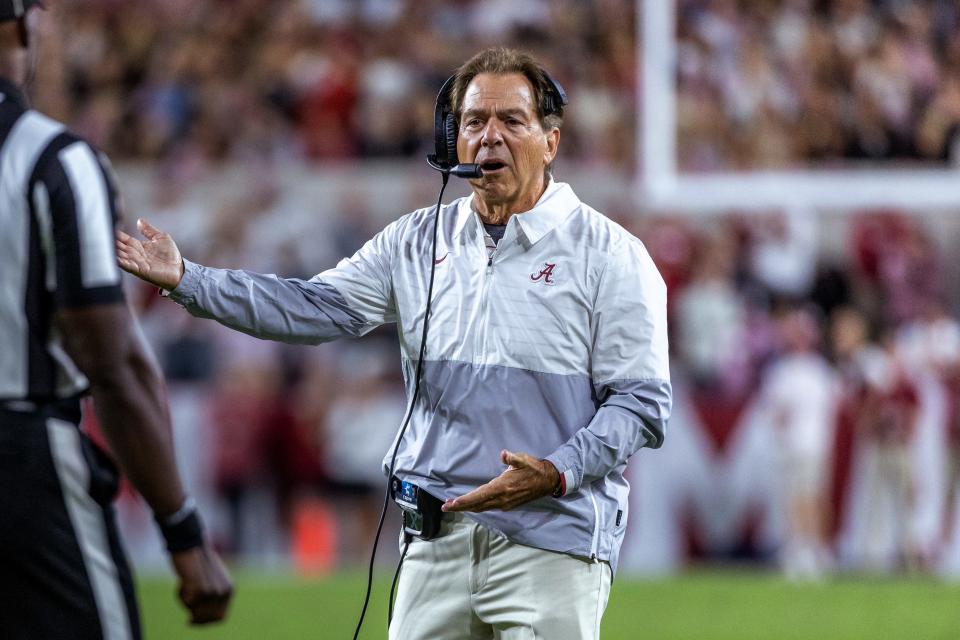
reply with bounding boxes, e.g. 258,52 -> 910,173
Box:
444,113 -> 458,166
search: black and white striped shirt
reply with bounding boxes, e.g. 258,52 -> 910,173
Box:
0,77 -> 124,402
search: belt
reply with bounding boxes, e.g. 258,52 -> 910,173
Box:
0,397 -> 82,422
0,400 -> 40,412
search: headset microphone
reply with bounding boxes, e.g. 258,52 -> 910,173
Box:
426,156 -> 483,179
450,164 -> 483,179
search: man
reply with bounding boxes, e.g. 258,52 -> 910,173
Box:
759,307 -> 837,579
0,3 -> 231,638
118,47 -> 670,639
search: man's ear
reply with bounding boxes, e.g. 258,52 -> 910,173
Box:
543,127 -> 560,166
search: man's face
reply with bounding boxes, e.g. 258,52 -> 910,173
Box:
456,73 -> 559,210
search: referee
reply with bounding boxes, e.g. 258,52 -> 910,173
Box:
0,3 -> 231,638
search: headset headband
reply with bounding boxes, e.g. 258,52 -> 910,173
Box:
429,67 -> 568,173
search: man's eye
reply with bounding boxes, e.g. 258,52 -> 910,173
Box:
466,119 -> 482,128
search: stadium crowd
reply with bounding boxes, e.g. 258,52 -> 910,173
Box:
39,0 -> 960,176
42,0 -> 636,174
28,0 -> 960,577
678,0 -> 960,170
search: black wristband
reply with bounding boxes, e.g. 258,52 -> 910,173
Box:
156,499 -> 205,552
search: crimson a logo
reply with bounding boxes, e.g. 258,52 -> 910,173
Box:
530,262 -> 557,285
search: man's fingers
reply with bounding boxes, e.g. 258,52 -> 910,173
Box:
181,585 -> 231,625
137,217 -> 163,240
443,482 -> 498,512
188,593 -> 230,625
116,230 -> 142,251
115,246 -> 142,274
442,491 -> 480,512
446,497 -> 497,513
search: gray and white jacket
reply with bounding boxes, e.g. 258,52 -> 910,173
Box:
168,180 -> 671,572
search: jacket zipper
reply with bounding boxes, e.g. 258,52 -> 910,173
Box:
475,247 -> 498,363
586,485 -> 601,561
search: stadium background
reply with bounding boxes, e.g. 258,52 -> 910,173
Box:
30,0 -> 960,637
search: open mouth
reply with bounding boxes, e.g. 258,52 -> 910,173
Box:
480,161 -> 507,173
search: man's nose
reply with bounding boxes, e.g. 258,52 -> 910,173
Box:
480,120 -> 504,147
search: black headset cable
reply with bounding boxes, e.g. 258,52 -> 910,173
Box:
387,538 -> 411,625
352,172 -> 450,640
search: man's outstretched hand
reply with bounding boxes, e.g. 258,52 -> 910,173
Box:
442,450 -> 561,513
116,218 -> 185,290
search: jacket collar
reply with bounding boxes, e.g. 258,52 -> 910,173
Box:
0,77 -> 28,110
454,179 -> 580,246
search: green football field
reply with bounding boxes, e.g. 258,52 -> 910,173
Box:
137,569 -> 960,639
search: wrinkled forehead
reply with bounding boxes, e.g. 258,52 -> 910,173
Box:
461,73 -> 537,116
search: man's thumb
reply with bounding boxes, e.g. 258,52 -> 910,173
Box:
502,450 -> 526,467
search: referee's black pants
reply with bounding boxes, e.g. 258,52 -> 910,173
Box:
0,403 -> 141,640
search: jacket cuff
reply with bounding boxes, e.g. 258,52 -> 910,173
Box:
545,446 -> 583,496
165,259 -> 201,304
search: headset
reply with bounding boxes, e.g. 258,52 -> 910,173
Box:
426,68 -> 568,179
353,65 -> 568,640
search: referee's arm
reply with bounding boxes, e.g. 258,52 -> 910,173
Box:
57,305 -> 186,522
36,135 -> 232,624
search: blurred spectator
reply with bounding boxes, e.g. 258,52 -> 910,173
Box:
674,225 -> 747,390
747,208 -> 819,302
895,302 -> 960,558
855,329 -> 923,571
758,307 -> 838,579
850,212 -> 945,325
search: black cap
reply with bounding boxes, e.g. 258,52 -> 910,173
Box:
0,0 -> 40,22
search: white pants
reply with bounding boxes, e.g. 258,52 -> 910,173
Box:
389,513 -> 612,640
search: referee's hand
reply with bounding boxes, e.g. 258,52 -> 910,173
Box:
442,450 -> 561,512
170,543 -> 233,625
116,218 -> 185,291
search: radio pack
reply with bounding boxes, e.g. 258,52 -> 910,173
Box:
391,477 -> 444,541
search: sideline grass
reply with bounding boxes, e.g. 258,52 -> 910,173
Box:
138,570 -> 960,639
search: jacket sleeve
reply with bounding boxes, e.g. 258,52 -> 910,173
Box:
545,240 -> 671,495
167,221 -> 398,344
